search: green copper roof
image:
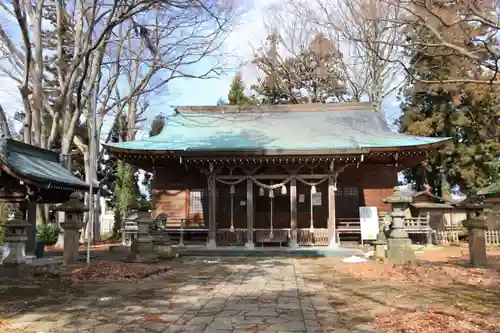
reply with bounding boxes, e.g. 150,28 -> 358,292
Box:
107,103 -> 451,153
0,138 -> 89,191
477,181 -> 500,197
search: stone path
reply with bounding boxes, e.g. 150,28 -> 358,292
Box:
4,257 -> 376,333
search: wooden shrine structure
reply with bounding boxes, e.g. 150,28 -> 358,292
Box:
106,103 -> 451,248
0,135 -> 90,254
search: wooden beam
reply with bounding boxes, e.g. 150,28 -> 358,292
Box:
290,178 -> 298,248
216,174 -> 341,180
328,176 -> 337,248
26,200 -> 37,256
207,175 -> 217,248
245,179 -> 254,249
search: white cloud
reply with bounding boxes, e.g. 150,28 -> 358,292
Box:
221,0 -> 284,87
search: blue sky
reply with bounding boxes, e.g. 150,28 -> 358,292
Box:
0,0 -> 402,139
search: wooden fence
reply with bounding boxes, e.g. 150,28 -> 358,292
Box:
486,230 -> 500,245
150,215 -> 500,247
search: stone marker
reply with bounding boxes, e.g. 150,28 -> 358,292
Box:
373,228 -> 388,260
462,203 -> 489,267
56,192 -> 88,265
383,187 -> 416,265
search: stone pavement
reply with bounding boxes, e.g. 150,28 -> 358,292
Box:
4,257 -> 376,333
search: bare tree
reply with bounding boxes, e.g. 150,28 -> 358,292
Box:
282,0 -> 405,111
356,0 -> 499,85
251,7 -> 348,104
0,103 -> 11,137
67,1 -> 238,241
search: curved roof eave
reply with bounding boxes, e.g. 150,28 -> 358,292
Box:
104,137 -> 451,157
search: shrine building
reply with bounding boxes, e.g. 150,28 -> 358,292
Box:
105,102 -> 451,248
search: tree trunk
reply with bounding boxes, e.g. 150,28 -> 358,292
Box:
0,104 -> 11,137
80,150 -> 91,243
20,86 -> 32,144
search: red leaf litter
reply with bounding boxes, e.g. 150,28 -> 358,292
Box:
69,260 -> 171,282
377,306 -> 500,333
333,260 -> 500,288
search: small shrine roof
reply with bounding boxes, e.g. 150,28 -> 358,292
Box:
106,103 -> 451,155
477,181 -> 500,197
0,138 -> 89,191
411,190 -> 446,202
410,202 -> 454,209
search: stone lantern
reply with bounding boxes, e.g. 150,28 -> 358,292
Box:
2,208 -> 31,266
56,192 -> 88,265
383,187 -> 416,265
462,203 -> 489,267
129,202 -> 157,262
121,212 -> 139,246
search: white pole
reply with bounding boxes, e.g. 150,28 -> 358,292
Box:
87,80 -> 98,264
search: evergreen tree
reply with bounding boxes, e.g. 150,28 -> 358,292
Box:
216,97 -> 227,105
149,114 -> 165,137
97,115 -> 142,236
227,73 -> 257,105
399,7 -> 500,197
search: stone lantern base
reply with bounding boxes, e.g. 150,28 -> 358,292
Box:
130,240 -> 158,263
386,238 -> 416,265
463,218 -> 488,267
128,210 -> 158,263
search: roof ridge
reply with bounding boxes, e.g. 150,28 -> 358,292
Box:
174,102 -> 375,113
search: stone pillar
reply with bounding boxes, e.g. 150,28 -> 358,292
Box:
56,193 -> 88,265
383,187 -> 416,265
130,208 -> 158,262
2,208 -> 31,266
462,204 -> 489,267
245,178 -> 255,249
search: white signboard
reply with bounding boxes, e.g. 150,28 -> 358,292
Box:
311,192 -> 322,206
359,206 -> 379,240
299,194 -> 305,203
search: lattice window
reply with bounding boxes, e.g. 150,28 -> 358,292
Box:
339,186 -> 359,197
336,186 -> 361,218
189,189 -> 205,214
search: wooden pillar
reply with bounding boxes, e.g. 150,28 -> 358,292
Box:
290,178 -> 298,248
328,176 -> 337,248
245,178 -> 254,249
25,201 -> 37,257
207,175 -> 217,248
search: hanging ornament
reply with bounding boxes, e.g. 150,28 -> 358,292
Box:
281,185 -> 287,195
269,188 -> 274,198
259,187 -> 265,196
311,185 -> 317,194
229,184 -> 235,232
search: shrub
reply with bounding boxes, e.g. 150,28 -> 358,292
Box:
37,223 -> 59,246
0,220 -> 4,245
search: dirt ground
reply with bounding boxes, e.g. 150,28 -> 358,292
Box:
0,244 -> 499,333
304,244 -> 500,333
